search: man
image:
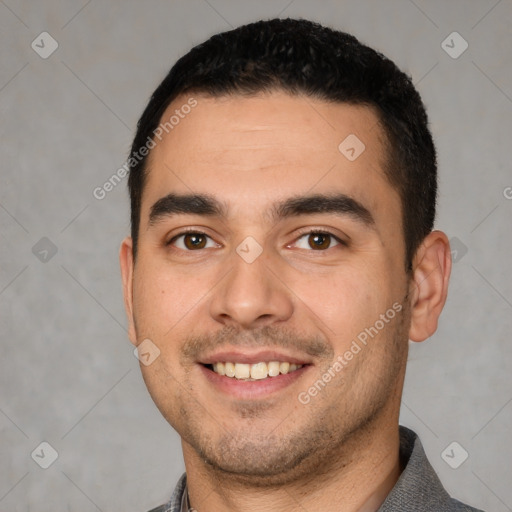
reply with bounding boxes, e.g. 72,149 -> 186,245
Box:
119,18 -> 483,512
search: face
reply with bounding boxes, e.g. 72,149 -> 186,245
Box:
121,92 -> 414,484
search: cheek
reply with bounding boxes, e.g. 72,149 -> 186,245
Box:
304,265 -> 397,344
139,357 -> 184,429
132,264 -> 194,336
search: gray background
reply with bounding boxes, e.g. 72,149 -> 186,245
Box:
0,0 -> 511,511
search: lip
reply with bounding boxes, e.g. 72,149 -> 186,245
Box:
200,363 -> 311,399
198,349 -> 311,365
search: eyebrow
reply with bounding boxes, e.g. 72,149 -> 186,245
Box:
148,192 -> 375,229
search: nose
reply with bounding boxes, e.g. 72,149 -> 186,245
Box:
209,246 -> 294,330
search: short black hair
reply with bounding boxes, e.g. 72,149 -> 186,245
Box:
128,18 -> 437,273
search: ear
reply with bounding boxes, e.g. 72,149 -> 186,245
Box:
408,230 -> 452,342
119,237 -> 137,345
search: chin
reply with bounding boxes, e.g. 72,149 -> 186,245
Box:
189,429 -> 323,486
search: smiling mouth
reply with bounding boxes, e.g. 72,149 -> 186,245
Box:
204,361 -> 305,381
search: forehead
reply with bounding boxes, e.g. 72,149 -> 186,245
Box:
142,91 -> 399,226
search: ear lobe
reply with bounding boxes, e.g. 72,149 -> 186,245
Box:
119,237 -> 137,345
408,230 -> 452,342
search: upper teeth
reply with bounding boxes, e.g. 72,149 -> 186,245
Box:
212,361 -> 303,380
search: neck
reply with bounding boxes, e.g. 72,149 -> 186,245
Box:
182,419 -> 402,512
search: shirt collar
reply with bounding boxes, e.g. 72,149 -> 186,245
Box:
159,426 -> 474,512
180,478 -> 190,512
378,426 -> 454,511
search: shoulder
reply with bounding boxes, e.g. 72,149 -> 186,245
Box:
448,498 -> 485,512
378,427 -> 486,512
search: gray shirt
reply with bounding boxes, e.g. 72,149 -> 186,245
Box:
147,426 -> 484,512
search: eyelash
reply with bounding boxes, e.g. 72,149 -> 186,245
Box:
166,228 -> 347,252
293,229 -> 347,249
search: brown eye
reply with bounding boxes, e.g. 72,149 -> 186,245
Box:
293,231 -> 342,251
168,231 -> 216,251
183,233 -> 207,249
308,233 -> 331,250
